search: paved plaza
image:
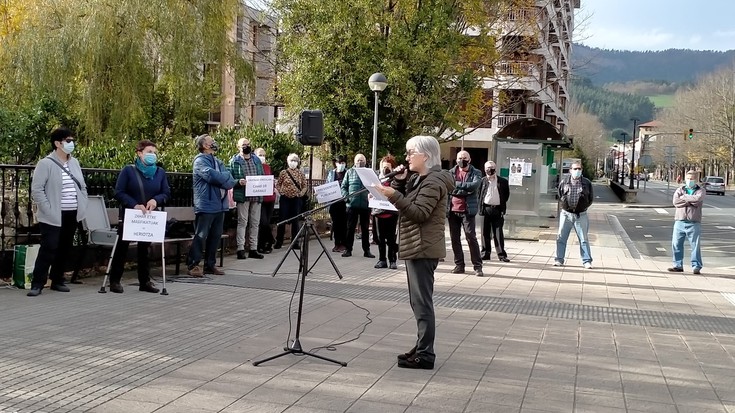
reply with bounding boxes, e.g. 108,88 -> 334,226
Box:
2,183 -> 735,412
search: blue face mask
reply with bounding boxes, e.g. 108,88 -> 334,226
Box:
686,179 -> 695,188
143,153 -> 157,166
62,141 -> 75,154
571,169 -> 582,179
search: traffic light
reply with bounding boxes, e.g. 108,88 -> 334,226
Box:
688,128 -> 694,140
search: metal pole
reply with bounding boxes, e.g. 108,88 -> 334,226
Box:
629,118 -> 639,189
371,91 -> 379,171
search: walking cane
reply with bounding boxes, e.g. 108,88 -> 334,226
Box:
98,235 -> 120,293
160,242 -> 168,295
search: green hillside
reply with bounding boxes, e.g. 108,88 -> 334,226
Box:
647,94 -> 675,108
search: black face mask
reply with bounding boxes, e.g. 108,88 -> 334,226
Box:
383,168 -> 391,176
487,168 -> 496,175
242,145 -> 251,155
458,160 -> 469,168
356,161 -> 366,168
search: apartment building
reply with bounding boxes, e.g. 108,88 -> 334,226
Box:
209,4 -> 280,129
442,0 -> 579,166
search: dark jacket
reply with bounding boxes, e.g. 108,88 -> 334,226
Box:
115,164 -> 171,210
341,167 -> 370,210
192,153 -> 236,214
558,176 -> 594,213
447,165 -> 482,216
389,166 -> 455,260
478,176 -> 510,215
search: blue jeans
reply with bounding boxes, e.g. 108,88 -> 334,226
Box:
672,220 -> 702,269
187,212 -> 225,270
555,210 -> 592,264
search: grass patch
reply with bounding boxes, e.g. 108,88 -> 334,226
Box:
648,94 -> 675,108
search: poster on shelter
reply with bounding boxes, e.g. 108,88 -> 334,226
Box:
522,162 -> 533,177
509,158 -> 524,186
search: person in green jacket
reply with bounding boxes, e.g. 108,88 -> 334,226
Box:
340,153 -> 374,258
228,137 -> 265,260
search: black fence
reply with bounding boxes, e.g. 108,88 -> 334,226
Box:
0,164 -> 329,276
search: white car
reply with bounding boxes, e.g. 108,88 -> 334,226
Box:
703,176 -> 726,196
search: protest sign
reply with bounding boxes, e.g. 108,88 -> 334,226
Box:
122,209 -> 167,242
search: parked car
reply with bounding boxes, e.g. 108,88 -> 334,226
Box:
703,176 -> 726,196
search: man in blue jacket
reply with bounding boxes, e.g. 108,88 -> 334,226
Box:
448,150 -> 484,277
187,134 -> 236,277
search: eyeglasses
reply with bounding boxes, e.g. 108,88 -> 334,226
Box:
406,150 -> 422,157
63,138 -> 75,143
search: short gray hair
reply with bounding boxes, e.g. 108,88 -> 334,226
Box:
194,134 -> 210,153
287,153 -> 300,162
406,135 -> 441,169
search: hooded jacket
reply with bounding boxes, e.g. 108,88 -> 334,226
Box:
192,153 -> 236,214
389,166 -> 455,260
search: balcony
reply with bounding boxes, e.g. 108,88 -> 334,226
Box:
497,113 -> 527,128
493,61 -> 542,92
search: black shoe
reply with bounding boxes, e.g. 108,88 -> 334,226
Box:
27,288 -> 42,297
499,257 -> 510,263
139,281 -> 159,293
364,251 -> 375,258
397,346 -> 417,361
273,242 -> 282,249
451,266 -> 465,274
481,254 -> 491,260
342,250 -> 352,257
474,269 -> 484,277
389,261 -> 398,270
50,283 -> 70,292
397,356 -> 434,370
109,283 -> 124,294
667,267 -> 684,272
249,250 -> 264,259
263,247 -> 272,254
375,260 -> 387,269
693,268 -> 701,275
237,250 -> 247,260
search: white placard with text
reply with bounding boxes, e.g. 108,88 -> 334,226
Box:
122,209 -> 167,242
314,181 -> 342,204
245,175 -> 274,197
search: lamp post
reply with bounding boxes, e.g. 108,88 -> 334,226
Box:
615,140 -> 622,182
629,117 -> 639,189
620,132 -> 628,183
368,72 -> 388,171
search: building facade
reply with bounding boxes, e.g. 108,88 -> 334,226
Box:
441,0 -> 579,167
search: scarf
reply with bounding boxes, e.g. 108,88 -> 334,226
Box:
135,157 -> 157,180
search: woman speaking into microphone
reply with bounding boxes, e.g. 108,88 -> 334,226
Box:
373,136 -> 454,370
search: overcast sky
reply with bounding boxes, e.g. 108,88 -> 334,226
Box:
576,0 -> 735,51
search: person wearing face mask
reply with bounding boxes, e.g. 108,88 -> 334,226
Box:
107,140 -> 171,293
447,150 -> 484,277
340,154 -> 375,258
555,161 -> 594,269
326,155 -> 349,252
187,134 -> 237,277
274,153 -> 308,249
255,148 -> 276,254
371,155 -> 400,269
228,138 -> 265,260
27,127 -> 89,296
478,160 -> 510,262
669,170 -> 705,274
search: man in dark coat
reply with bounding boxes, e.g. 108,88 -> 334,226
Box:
478,160 -> 511,262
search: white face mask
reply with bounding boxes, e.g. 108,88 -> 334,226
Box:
336,163 -> 346,172
571,169 -> 582,179
257,155 -> 266,164
288,160 -> 299,169
61,141 -> 75,154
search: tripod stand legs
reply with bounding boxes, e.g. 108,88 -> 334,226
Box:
252,338 -> 347,367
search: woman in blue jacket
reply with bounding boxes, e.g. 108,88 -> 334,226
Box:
108,140 -> 171,293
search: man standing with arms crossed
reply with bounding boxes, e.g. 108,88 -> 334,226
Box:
478,160 -> 511,262
448,150 -> 484,277
554,161 -> 594,268
669,170 -> 705,274
229,138 -> 265,260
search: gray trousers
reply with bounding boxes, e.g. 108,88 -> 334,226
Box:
405,258 -> 438,363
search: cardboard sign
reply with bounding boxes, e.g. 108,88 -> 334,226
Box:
122,209 -> 167,242
314,181 -> 342,204
245,175 -> 274,197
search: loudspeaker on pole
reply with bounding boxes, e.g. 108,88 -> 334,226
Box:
297,110 -> 324,146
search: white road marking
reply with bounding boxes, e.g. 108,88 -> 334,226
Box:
716,226 -> 735,230
654,208 -> 669,215
629,218 -> 636,221
722,293 -> 735,307
705,203 -> 722,211
635,225 -> 643,228
656,247 -> 666,252
644,235 -> 653,238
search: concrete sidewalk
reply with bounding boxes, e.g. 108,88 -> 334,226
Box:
2,206 -> 735,413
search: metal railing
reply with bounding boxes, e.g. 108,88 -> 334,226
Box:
497,114 -> 528,128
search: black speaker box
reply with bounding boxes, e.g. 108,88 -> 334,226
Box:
297,110 -> 324,146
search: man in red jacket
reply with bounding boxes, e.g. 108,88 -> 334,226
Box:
255,147 -> 277,254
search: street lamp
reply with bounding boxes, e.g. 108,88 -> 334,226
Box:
368,72 -> 388,171
615,140 -> 622,182
629,117 -> 639,189
620,132 -> 628,183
